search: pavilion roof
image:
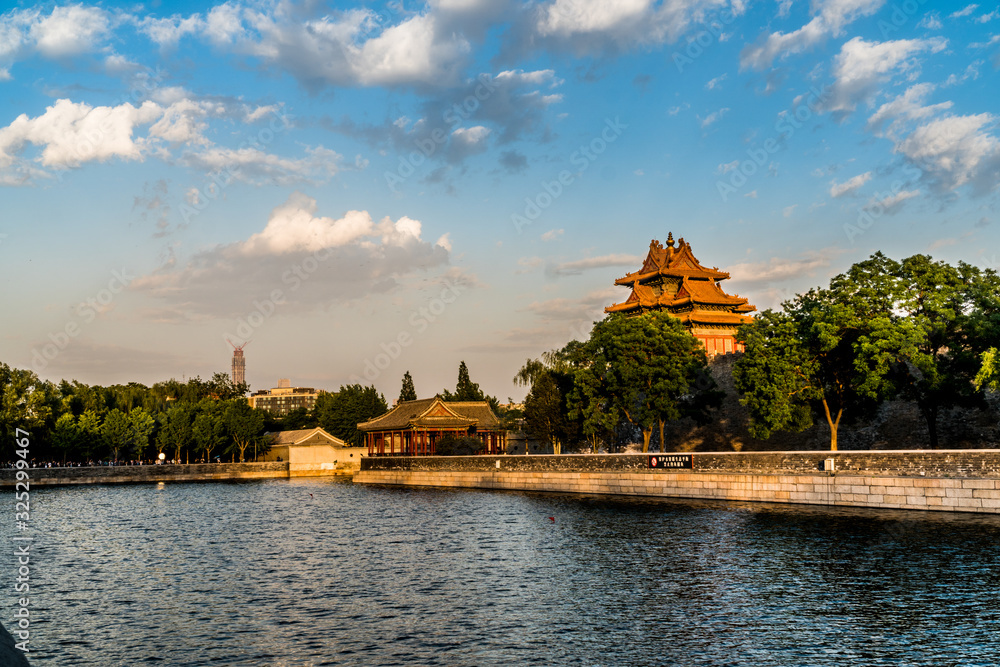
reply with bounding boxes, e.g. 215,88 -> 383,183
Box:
267,427 -> 347,447
614,233 -> 730,286
357,397 -> 502,432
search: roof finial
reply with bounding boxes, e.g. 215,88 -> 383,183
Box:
665,232 -> 675,248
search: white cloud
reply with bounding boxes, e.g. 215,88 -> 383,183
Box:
741,0 -> 886,70
918,14 -> 943,29
829,171 -> 872,197
205,3 -> 246,45
727,248 -> 843,288
744,189 -> 757,198
716,160 -> 739,174
705,73 -> 727,90
950,5 -> 979,18
783,204 -> 797,217
867,188 -> 919,212
241,192 -> 384,255
823,37 -> 948,116
866,83 -> 952,137
131,192 -> 451,318
514,0 -> 736,57
0,98 -> 160,169
138,13 -> 205,47
547,253 -> 643,276
700,107 -> 730,128
541,228 -> 564,241
30,5 -> 110,58
895,113 -> 1000,193
180,145 -> 342,186
523,287 -> 620,321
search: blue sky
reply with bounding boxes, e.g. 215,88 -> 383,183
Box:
1,0 -> 998,401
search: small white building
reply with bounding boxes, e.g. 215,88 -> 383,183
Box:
262,427 -> 364,475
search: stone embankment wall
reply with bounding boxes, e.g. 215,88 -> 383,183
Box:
0,461 -> 354,488
355,451 -> 1000,514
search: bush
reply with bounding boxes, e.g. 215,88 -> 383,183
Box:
436,435 -> 486,456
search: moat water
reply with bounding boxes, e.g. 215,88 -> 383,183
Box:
4,477 -> 1000,666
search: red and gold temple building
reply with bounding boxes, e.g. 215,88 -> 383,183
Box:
606,232 -> 756,355
359,397 -> 506,456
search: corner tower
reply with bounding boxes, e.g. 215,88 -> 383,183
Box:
605,232 -> 756,354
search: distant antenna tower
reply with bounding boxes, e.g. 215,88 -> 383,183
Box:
228,339 -> 249,388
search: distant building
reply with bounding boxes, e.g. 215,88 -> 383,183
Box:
229,340 -> 248,387
606,232 -> 756,355
248,379 -> 320,415
261,427 -> 364,474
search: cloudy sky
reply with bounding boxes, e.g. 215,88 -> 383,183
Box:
2,0 -> 998,401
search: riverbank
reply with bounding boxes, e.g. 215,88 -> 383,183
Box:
0,461 -> 354,487
354,450 -> 1000,514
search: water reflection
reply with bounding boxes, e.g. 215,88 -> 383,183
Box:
3,480 -> 999,666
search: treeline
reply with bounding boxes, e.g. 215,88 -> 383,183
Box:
0,369 -> 384,463
0,359 -> 511,463
516,253 -> 1000,452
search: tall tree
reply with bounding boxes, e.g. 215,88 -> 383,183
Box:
157,402 -> 196,461
735,278 -> 920,450
587,312 -> 708,452
314,385 -> 388,446
885,254 -> 1000,447
129,407 -> 156,461
52,413 -> 81,463
192,401 -> 228,462
101,409 -> 133,461
222,400 -> 265,462
399,371 -> 417,402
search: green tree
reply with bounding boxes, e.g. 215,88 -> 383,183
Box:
77,410 -> 104,460
399,371 -> 417,402
192,401 -> 228,462
222,400 -> 265,462
101,409 -> 133,461
587,312 -> 708,452
0,364 -> 56,455
281,406 -> 316,430
157,402 -> 196,461
735,279 -> 920,450
522,372 -> 568,454
314,385 -> 388,446
129,407 -> 156,461
52,413 -> 81,463
975,348 -> 1000,392
567,365 -> 619,454
883,254 -> 1000,447
444,361 -> 500,410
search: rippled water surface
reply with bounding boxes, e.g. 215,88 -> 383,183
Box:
4,478 -> 1000,666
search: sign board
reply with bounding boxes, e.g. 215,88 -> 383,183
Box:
648,454 -> 693,470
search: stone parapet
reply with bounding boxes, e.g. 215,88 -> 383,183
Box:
361,450 -> 1000,477
356,450 -> 1000,514
0,461 -> 351,487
